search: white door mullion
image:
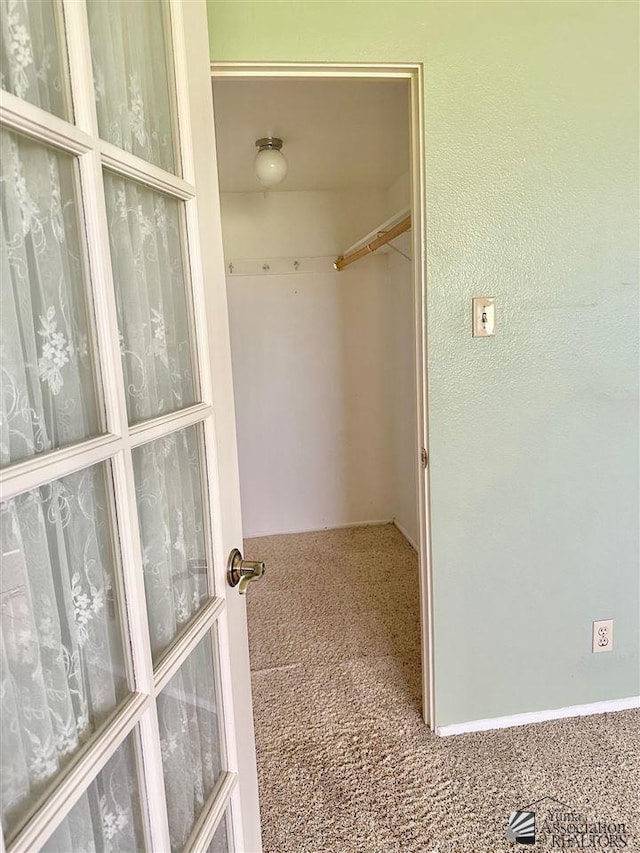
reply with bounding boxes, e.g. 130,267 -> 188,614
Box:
172,0 -> 214,411
153,597 -> 225,694
184,196 -> 215,406
108,448 -> 154,689
78,147 -> 129,437
210,609 -> 241,781
0,93 -> 92,153
169,0 -> 194,185
74,133 -> 161,707
64,7 -> 174,844
52,0 -> 74,122
61,0 -> 99,135
170,0 -> 216,415
137,703 -> 173,853
110,443 -> 174,851
0,433 -> 122,501
128,402 -> 213,447
100,141 -> 196,200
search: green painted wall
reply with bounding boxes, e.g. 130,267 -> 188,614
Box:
207,1 -> 640,727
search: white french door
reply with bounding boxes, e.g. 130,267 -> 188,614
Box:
0,1 -> 260,851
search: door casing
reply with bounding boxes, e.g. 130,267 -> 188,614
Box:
209,61 -> 435,730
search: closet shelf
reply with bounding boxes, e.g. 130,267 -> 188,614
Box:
334,207 -> 411,271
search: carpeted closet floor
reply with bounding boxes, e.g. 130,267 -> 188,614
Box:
244,525 -> 639,853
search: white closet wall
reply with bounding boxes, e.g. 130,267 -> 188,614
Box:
386,171 -> 411,218
388,251 -> 418,546
384,172 -> 419,547
223,189 -> 399,537
222,180 -> 418,543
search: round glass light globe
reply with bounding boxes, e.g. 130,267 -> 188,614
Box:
254,148 -> 288,187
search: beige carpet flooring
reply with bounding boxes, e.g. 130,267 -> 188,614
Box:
244,524 -> 639,853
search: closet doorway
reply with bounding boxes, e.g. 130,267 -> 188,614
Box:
209,65 -> 433,731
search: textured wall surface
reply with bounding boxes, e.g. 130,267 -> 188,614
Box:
208,1 -> 640,726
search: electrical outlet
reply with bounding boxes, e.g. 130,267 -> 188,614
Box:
592,619 -> 613,654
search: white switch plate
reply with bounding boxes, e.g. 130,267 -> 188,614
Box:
472,297 -> 495,337
592,619 -> 613,653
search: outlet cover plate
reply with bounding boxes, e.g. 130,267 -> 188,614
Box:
592,619 -> 613,653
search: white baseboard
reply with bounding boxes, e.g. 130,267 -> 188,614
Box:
392,518 -> 418,551
244,519 -> 394,540
436,695 -> 640,737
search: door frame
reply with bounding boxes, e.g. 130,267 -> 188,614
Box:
209,61 -> 435,730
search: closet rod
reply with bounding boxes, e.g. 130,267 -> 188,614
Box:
334,214 -> 411,271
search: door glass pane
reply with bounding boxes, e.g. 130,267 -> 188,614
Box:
103,172 -> 196,424
208,810 -> 230,853
0,130 -> 102,467
0,0 -> 71,120
0,463 -> 129,838
86,0 -> 178,174
158,633 -> 223,853
40,731 -> 147,853
132,426 -> 210,661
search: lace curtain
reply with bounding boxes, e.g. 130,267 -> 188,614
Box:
40,735 -> 145,853
0,129 -> 101,466
0,1 -> 223,848
0,464 -> 131,842
104,172 -> 196,425
132,427 -> 208,661
86,0 -> 177,173
208,816 -> 229,853
0,126 -> 127,843
0,0 -> 69,119
158,635 -> 222,852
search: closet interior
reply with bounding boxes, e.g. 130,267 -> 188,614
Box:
211,77 -> 419,548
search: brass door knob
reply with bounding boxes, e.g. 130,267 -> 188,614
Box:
227,549 -> 266,595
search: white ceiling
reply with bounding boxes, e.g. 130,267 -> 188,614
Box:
211,78 -> 410,193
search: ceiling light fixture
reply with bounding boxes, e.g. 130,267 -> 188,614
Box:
254,137 -> 288,187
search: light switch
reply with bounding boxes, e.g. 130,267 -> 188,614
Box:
472,297 -> 495,337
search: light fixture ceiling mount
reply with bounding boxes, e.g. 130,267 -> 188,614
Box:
254,137 -> 288,187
